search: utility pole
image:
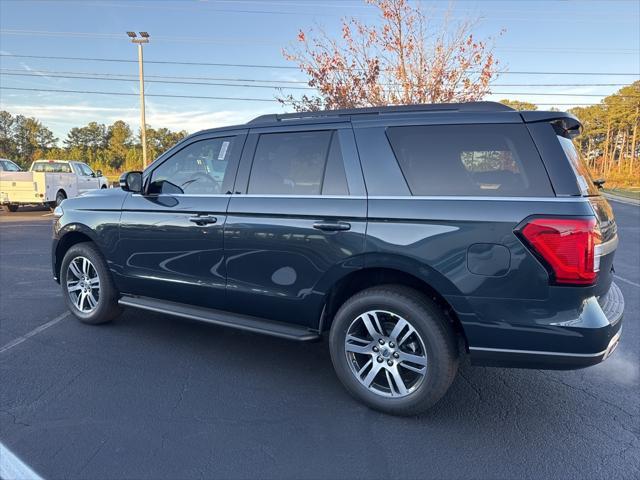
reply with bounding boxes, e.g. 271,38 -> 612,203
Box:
127,31 -> 150,169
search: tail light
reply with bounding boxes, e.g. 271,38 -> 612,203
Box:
517,217 -> 601,286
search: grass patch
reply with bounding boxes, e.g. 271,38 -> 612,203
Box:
603,188 -> 640,200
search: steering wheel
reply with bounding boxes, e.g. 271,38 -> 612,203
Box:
183,172 -> 221,194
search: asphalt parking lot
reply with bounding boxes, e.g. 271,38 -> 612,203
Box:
0,200 -> 638,480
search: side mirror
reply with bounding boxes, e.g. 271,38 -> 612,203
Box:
119,171 -> 143,193
593,178 -> 606,190
96,170 -> 103,177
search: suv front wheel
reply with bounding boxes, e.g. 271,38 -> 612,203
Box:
329,285 -> 458,416
60,242 -> 122,324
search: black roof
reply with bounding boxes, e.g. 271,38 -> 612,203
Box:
247,101 -> 514,125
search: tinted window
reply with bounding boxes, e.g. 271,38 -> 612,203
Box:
248,131 -> 334,195
322,134 -> 349,195
149,137 -> 236,194
557,135 -> 599,196
387,124 -> 553,196
32,162 -> 72,173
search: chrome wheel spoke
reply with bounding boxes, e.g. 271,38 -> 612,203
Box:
68,260 -> 83,279
362,363 -> 382,387
388,367 -> 409,396
76,291 -> 86,310
67,280 -> 82,292
345,335 -> 373,354
82,257 -> 90,275
399,352 -> 427,368
86,292 -> 98,309
389,318 -> 409,343
399,362 -> 426,374
360,312 -> 384,338
357,358 -> 373,377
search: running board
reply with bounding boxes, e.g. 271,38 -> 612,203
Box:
118,295 -> 321,342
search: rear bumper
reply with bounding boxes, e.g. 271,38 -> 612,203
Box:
467,282 -> 624,370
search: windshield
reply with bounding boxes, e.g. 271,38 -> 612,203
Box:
557,136 -> 600,196
0,159 -> 21,171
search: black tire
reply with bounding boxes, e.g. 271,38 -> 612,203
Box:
55,190 -> 67,206
3,204 -> 18,212
329,285 -> 458,416
60,242 -> 122,324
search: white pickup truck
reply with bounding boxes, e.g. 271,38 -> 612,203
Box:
0,159 -> 109,212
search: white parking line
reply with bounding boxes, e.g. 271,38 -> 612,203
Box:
0,442 -> 44,480
0,311 -> 70,354
615,274 -> 640,288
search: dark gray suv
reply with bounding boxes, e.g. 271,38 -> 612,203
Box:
51,102 -> 624,415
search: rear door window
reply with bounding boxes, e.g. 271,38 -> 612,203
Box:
386,124 -> 553,196
248,130 -> 347,195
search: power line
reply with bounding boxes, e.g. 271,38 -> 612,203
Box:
0,86 -> 611,106
2,54 -> 639,76
0,86 -> 278,102
2,29 -> 639,54
3,71 -> 638,98
0,68 -> 630,87
0,71 -> 314,90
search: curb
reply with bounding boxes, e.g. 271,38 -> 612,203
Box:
603,193 -> 640,206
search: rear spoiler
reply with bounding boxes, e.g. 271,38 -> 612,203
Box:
520,111 -> 582,139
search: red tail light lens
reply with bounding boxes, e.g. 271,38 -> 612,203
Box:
519,217 -> 601,285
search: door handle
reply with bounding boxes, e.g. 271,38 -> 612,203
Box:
189,214 -> 218,225
313,221 -> 351,231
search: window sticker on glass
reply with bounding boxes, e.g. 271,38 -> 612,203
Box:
218,141 -> 230,160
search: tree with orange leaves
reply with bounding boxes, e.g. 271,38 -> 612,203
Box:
279,0 -> 502,111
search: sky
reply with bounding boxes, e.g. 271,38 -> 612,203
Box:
0,0 -> 639,141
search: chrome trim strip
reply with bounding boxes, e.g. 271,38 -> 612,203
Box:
368,196 -> 588,202
236,194 -> 365,199
595,235 -> 618,257
132,194 -> 588,202
469,346 -> 607,358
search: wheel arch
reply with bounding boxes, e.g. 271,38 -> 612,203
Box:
54,225 -> 99,281
320,259 -> 470,351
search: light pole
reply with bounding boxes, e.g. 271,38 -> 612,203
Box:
127,31 -> 150,169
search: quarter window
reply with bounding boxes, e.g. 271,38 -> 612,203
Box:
386,124 -> 553,196
149,137 -> 236,194
248,130 -> 348,195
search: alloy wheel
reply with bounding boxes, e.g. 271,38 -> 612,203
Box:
66,256 -> 100,313
344,310 -> 427,398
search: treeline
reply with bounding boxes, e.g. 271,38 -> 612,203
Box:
570,82 -> 639,187
501,82 -> 640,187
0,111 -> 187,175
1,82 -> 638,186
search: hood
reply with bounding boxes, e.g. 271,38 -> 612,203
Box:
62,187 -> 128,211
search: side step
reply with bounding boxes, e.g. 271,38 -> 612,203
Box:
118,295 -> 321,342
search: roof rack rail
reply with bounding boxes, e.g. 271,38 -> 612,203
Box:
248,101 -> 514,124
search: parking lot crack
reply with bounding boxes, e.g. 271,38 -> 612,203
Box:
0,409 -> 30,428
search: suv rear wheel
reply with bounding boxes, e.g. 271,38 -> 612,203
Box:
60,242 -> 122,324
329,285 -> 458,416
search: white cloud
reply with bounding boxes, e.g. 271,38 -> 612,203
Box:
0,101 -> 272,138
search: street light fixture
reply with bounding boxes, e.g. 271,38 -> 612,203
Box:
127,31 -> 150,169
